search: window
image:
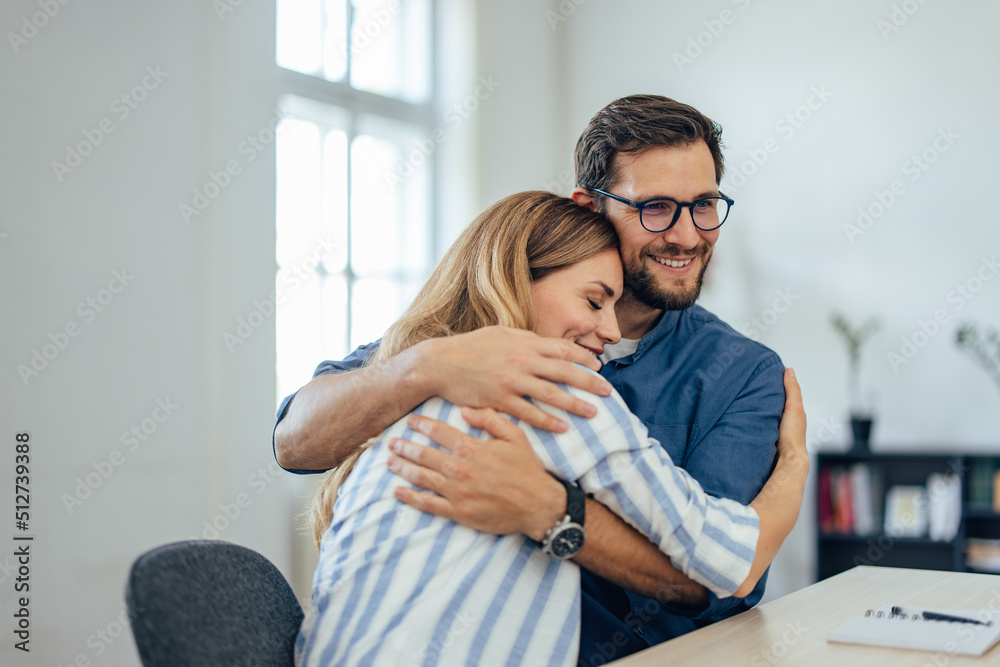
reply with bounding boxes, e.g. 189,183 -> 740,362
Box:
274,0 -> 436,403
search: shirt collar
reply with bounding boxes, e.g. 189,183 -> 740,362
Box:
613,308 -> 687,365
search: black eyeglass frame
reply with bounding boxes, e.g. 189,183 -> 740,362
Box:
586,187 -> 735,232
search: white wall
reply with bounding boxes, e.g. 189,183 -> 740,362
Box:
474,0 -> 1000,602
0,2 -> 289,664
2,1 -> 998,663
0,1 -> 480,664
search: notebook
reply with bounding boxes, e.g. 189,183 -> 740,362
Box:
828,605 -> 1000,656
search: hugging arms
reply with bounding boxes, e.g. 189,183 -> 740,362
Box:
283,94 -> 809,663
287,192 -> 806,666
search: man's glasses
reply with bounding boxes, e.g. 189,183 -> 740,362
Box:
587,187 -> 734,233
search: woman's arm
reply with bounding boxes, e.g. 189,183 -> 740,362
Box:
387,411 -> 709,602
578,498 -> 709,606
575,368 -> 806,599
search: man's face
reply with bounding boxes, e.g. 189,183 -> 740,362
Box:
599,141 -> 721,312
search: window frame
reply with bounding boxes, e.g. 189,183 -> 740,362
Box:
274,0 -> 442,397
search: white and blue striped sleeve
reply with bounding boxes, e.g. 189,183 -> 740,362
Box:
533,378 -> 759,599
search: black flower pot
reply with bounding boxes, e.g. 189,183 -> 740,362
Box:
849,416 -> 873,454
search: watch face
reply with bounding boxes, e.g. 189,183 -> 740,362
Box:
550,526 -> 585,559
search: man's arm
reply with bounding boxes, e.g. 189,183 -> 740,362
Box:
275,342 -> 428,472
580,499 -> 709,606
274,327 -> 612,472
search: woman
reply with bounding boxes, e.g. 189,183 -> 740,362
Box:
296,191 -> 807,667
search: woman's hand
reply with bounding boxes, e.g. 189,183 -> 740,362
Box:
776,367 -> 808,464
738,367 -> 809,598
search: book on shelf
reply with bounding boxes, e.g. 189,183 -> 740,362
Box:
819,466 -> 835,534
995,469 -> 1000,514
927,472 -> 962,542
885,485 -> 928,538
819,463 -> 884,537
819,460 -> 963,541
851,463 -> 882,536
966,538 -> 1000,573
968,459 -> 997,509
836,467 -> 854,534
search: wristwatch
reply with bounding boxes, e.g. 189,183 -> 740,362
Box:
538,476 -> 586,560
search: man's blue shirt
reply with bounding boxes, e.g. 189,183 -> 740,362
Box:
274,304 -> 785,664
575,304 -> 784,665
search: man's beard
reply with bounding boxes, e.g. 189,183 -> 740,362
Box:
623,245 -> 713,311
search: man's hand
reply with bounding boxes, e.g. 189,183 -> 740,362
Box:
275,326 -> 612,472
387,407 -> 565,541
419,327 -> 612,433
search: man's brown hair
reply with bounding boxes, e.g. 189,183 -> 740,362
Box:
574,94 -> 726,195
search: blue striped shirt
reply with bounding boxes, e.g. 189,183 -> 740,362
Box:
295,375 -> 759,667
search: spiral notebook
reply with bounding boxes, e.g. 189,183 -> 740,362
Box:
828,605 -> 1000,656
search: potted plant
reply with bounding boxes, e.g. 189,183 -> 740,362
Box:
955,322 -> 1000,396
830,312 -> 881,452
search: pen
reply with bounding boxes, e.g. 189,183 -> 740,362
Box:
890,606 -> 994,627
922,611 -> 993,627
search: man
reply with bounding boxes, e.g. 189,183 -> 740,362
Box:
274,95 -> 786,664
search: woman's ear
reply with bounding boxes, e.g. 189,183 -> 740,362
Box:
570,187 -> 598,212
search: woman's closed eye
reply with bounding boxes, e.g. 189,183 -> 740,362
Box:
588,299 -> 602,310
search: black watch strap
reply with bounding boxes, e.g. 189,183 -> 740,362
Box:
559,477 -> 585,526
537,476 -> 587,559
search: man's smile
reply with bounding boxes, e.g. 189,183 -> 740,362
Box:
651,255 -> 694,270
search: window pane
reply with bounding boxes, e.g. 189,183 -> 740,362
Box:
277,0 -> 348,81
276,271 -> 322,403
351,115 -> 430,279
321,274 -> 349,360
351,277 -> 418,350
350,0 -> 431,103
323,0 -> 348,81
322,129 -> 349,274
276,118 -> 322,268
276,0 -> 323,75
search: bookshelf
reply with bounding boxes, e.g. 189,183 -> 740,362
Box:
816,452 -> 1000,581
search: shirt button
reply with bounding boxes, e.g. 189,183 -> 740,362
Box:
633,625 -> 644,637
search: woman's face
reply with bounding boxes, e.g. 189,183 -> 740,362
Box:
531,248 -> 623,357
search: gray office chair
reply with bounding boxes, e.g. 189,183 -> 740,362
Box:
126,540 -> 304,666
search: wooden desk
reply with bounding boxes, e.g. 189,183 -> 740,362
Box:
609,566 -> 1000,666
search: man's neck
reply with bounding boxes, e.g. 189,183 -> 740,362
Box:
615,292 -> 665,340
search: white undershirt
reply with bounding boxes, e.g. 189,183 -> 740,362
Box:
599,337 -> 640,364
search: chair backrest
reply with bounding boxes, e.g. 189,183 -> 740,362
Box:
126,540 -> 304,666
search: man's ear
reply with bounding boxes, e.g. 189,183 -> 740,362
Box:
570,187 -> 598,211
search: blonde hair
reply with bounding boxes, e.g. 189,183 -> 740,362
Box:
310,191 -> 617,547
